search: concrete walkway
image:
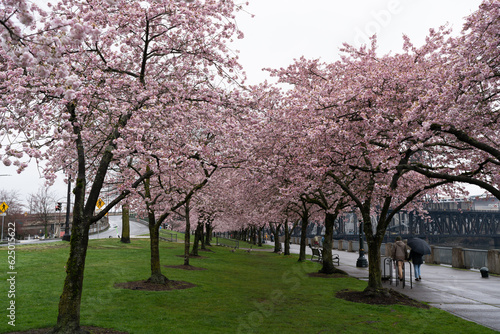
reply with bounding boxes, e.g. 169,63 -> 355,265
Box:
287,243 -> 500,332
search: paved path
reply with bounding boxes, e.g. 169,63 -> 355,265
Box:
286,243 -> 500,332
89,216 -> 149,239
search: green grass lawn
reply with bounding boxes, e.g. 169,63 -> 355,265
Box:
159,230 -> 274,249
0,239 -> 495,334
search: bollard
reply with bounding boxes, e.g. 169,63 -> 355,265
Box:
480,267 -> 489,278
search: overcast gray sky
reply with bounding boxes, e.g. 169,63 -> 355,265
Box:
1,0 -> 485,206
233,0 -> 483,84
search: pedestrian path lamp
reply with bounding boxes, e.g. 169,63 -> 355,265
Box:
356,221 -> 368,268
62,177 -> 71,242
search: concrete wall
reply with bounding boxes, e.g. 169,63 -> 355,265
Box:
488,250 -> 500,274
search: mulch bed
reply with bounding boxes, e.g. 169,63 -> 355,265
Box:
336,288 -> 430,309
306,270 -> 428,308
114,279 -> 196,291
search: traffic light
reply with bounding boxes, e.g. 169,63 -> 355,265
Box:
55,202 -> 62,211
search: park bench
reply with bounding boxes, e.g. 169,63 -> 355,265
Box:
332,253 -> 340,266
309,244 -> 323,261
311,247 -> 322,261
309,244 -> 340,265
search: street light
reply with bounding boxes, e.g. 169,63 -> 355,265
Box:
356,221 -> 368,268
62,177 -> 71,241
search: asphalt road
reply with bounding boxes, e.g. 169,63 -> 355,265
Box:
1,216 -> 150,246
89,216 -> 149,239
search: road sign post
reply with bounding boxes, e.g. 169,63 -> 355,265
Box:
96,198 -> 105,210
0,202 -> 8,242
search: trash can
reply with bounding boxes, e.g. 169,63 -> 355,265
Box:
480,267 -> 489,278
381,257 -> 392,280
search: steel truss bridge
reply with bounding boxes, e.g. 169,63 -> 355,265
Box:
396,210 -> 500,237
293,208 -> 500,247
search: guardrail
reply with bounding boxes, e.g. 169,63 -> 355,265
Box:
216,237 -> 239,249
89,218 -> 109,235
160,233 -> 177,242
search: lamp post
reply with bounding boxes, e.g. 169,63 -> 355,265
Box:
1,213 -> 5,242
356,221 -> 368,267
62,177 -> 71,241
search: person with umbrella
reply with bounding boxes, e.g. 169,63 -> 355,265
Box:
409,249 -> 424,281
407,238 -> 432,281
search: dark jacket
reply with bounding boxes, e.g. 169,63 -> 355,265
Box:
392,240 -> 408,261
409,250 -> 424,265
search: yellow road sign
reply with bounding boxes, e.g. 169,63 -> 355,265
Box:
96,198 -> 105,209
0,202 -> 8,213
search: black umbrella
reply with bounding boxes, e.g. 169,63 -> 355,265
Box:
407,238 -> 431,255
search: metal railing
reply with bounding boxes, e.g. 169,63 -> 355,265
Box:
159,233 -> 177,242
383,257 -> 413,289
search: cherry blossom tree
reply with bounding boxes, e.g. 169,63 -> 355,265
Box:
269,39 -> 457,294
401,1 -> 500,200
0,0 -> 246,333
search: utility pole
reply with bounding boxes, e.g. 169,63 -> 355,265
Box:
63,177 -> 71,241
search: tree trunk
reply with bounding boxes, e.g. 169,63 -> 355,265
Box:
147,211 -> 168,284
299,218 -> 308,262
184,199 -> 191,266
320,212 -> 336,274
120,204 -> 130,244
284,221 -> 290,255
50,101 -> 140,333
205,222 -> 212,246
49,215 -> 90,334
190,221 -> 202,256
258,226 -> 263,247
362,215 -> 388,297
200,221 -> 206,250
273,223 -> 281,253
365,236 -> 386,295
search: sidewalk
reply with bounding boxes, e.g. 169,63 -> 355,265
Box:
288,243 -> 500,332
